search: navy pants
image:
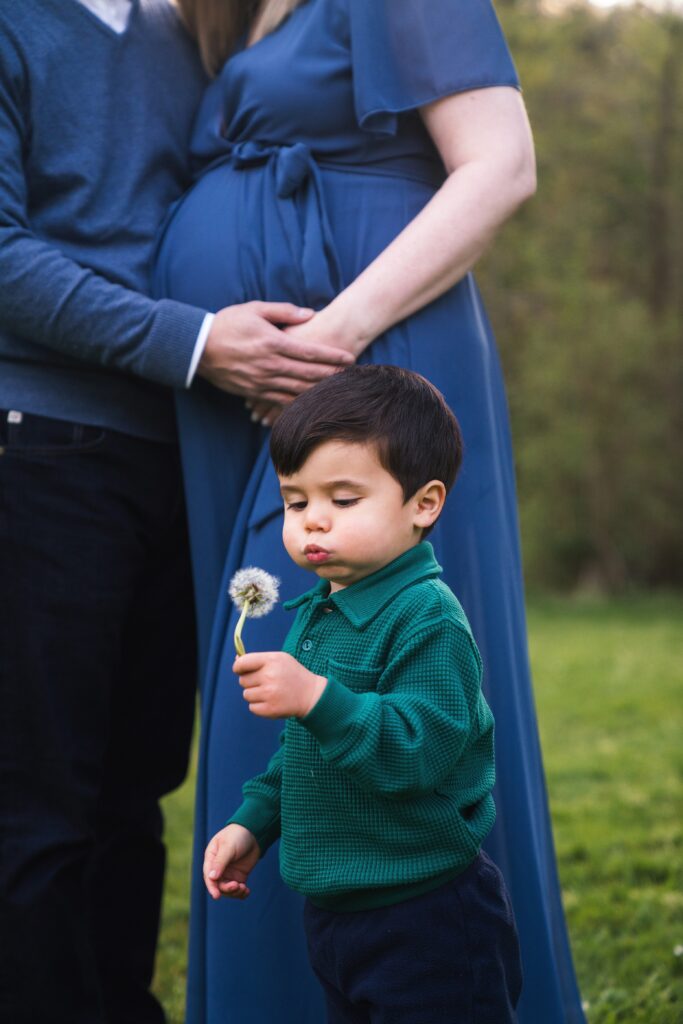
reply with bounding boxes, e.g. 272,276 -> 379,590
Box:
0,412 -> 196,1024
303,852 -> 523,1024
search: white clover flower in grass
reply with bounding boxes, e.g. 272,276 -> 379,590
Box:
229,567 -> 280,656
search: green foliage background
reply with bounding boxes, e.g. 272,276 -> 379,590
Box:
478,1 -> 683,592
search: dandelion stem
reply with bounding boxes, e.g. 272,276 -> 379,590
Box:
234,599 -> 251,656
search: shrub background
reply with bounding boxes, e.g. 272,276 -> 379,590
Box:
480,0 -> 682,591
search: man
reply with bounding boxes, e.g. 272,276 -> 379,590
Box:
0,1 -> 350,1021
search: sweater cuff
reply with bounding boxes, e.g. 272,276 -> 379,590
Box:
228,796 -> 281,855
300,675 -> 370,750
141,299 -> 208,388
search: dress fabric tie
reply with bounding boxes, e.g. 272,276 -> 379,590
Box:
198,140 -> 343,310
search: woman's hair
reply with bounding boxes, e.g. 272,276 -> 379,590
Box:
270,365 -> 464,506
176,0 -> 305,76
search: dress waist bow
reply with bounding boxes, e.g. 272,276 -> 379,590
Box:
195,139 -> 343,310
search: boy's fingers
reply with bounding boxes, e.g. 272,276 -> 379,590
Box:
203,843 -> 217,875
233,653 -> 266,674
220,880 -> 248,893
203,862 -> 220,890
241,688 -> 269,706
204,842 -> 230,880
206,880 -> 221,900
222,885 -> 250,900
248,702 -> 274,718
203,865 -> 222,900
234,652 -> 281,671
236,674 -> 260,689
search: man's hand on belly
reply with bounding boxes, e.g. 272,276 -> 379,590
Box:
197,301 -> 354,404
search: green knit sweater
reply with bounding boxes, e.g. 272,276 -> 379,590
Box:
229,542 -> 496,911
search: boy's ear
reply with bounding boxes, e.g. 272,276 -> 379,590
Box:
412,480 -> 447,530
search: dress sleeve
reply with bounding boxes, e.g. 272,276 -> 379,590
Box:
348,0 -> 520,136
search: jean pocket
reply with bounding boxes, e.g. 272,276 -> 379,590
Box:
0,411 -> 106,457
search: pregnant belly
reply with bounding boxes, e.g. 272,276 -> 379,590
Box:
154,164 -> 250,310
153,160 -> 436,312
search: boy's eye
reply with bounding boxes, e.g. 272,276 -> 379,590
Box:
286,501 -> 307,511
333,498 -> 360,508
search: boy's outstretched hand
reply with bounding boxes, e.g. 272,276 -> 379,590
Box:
233,652 -> 327,719
203,824 -> 261,901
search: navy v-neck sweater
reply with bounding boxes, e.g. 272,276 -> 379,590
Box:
0,0 -> 208,440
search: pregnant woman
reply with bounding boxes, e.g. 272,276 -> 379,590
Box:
154,1 -> 586,1021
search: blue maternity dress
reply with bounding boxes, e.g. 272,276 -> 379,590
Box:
154,1 -> 586,1021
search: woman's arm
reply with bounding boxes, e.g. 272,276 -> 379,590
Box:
248,85 -> 535,423
291,86 -> 535,354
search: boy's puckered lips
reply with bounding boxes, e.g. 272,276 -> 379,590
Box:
304,545 -> 331,564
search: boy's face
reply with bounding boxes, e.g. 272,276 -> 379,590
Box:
279,441 -> 442,591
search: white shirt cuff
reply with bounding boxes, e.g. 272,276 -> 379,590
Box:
185,312 -> 214,388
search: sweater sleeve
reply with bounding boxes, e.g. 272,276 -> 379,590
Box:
0,39 -> 206,388
300,621 -> 490,799
227,739 -> 284,855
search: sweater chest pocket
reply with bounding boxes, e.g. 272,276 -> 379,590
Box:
326,658 -> 384,694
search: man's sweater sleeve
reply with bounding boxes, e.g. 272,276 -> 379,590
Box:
0,41 -> 207,389
300,621 -> 489,799
227,739 -> 284,855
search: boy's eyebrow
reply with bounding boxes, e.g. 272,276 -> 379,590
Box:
323,478 -> 367,489
279,479 -> 367,494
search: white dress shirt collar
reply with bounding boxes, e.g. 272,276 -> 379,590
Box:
76,0 -> 134,34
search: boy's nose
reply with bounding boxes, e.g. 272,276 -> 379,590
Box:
304,506 -> 331,532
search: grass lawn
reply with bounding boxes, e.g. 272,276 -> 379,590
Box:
154,595 -> 683,1023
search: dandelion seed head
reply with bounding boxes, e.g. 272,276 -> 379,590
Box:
229,567 -> 280,618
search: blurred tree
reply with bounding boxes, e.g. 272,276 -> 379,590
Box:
477,2 -> 683,590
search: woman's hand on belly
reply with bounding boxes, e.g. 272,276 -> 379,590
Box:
242,307 -> 366,426
198,301 -> 355,403
244,398 -> 282,428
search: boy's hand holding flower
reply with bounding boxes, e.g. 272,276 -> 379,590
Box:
233,652 -> 327,719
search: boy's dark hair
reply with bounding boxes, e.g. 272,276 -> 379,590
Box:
270,365 -> 463,511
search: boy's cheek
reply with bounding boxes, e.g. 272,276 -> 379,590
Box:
281,524 -> 300,562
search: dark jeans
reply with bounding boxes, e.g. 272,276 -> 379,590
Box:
0,412 -> 196,1024
303,852 -> 523,1024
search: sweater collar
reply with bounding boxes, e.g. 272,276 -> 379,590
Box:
283,542 -> 442,628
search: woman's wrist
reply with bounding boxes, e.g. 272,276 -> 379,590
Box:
316,295 -> 379,357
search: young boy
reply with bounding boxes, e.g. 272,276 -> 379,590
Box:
204,365 -> 522,1022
